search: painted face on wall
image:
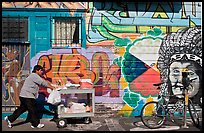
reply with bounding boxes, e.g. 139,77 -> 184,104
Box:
169,61 -> 200,97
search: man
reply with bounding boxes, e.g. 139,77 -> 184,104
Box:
4,65 -> 56,128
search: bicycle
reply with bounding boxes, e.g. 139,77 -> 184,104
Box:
140,77 -> 200,129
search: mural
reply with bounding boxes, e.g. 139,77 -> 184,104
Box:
86,2 -> 201,45
2,2 -> 202,117
2,44 -> 30,106
157,27 -> 202,105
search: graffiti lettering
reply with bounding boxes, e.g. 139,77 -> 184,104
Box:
171,54 -> 202,66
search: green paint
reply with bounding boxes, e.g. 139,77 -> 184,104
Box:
88,2 -> 94,13
80,60 -> 89,68
113,56 -> 122,67
102,16 -> 136,32
119,12 -> 128,17
147,28 -> 162,36
114,37 -> 131,47
123,89 -> 140,108
93,25 -> 117,40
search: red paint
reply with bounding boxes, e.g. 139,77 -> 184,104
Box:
130,68 -> 161,97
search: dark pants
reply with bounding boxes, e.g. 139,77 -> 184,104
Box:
7,97 -> 40,127
36,92 -> 58,119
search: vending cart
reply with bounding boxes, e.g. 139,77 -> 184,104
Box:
56,88 -> 95,128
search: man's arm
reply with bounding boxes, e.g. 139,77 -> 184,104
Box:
47,81 -> 56,90
40,78 -> 56,90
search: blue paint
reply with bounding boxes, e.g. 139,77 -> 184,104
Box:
122,52 -> 148,83
131,100 -> 144,116
93,2 -> 201,26
2,112 -> 28,120
2,105 -> 54,120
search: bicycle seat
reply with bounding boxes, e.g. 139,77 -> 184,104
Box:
153,82 -> 163,86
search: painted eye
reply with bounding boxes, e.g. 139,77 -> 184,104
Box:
187,69 -> 196,76
172,69 -> 180,76
173,69 -> 180,73
188,71 -> 195,76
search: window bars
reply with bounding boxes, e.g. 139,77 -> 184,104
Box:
2,17 -> 28,43
52,17 -> 81,48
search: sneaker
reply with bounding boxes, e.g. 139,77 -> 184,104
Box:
31,123 -> 45,129
4,116 -> 12,128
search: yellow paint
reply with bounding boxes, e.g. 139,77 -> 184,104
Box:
117,47 -> 126,56
185,93 -> 189,106
117,104 -> 133,116
152,63 -> 160,73
190,20 -> 196,27
181,2 -> 187,18
146,97 -> 154,103
152,5 -> 169,19
120,77 -> 128,89
138,26 -> 151,33
144,97 -> 154,116
171,27 -> 186,32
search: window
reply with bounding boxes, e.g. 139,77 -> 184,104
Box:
52,17 -> 81,48
2,17 -> 28,43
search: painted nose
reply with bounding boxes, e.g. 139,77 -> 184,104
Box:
174,75 -> 183,87
177,75 -> 182,82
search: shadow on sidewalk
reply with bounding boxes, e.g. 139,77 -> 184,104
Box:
11,120 -> 30,127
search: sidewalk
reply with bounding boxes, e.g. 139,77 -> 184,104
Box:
2,103 -> 202,131
2,113 -> 202,131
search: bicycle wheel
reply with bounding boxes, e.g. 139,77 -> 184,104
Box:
141,101 -> 166,129
188,99 -> 200,128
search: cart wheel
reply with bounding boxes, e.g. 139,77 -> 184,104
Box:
57,118 -> 67,128
84,117 -> 92,124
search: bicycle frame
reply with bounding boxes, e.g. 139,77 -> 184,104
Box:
157,94 -> 184,120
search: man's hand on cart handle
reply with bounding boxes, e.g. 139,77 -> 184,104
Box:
47,82 -> 56,90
